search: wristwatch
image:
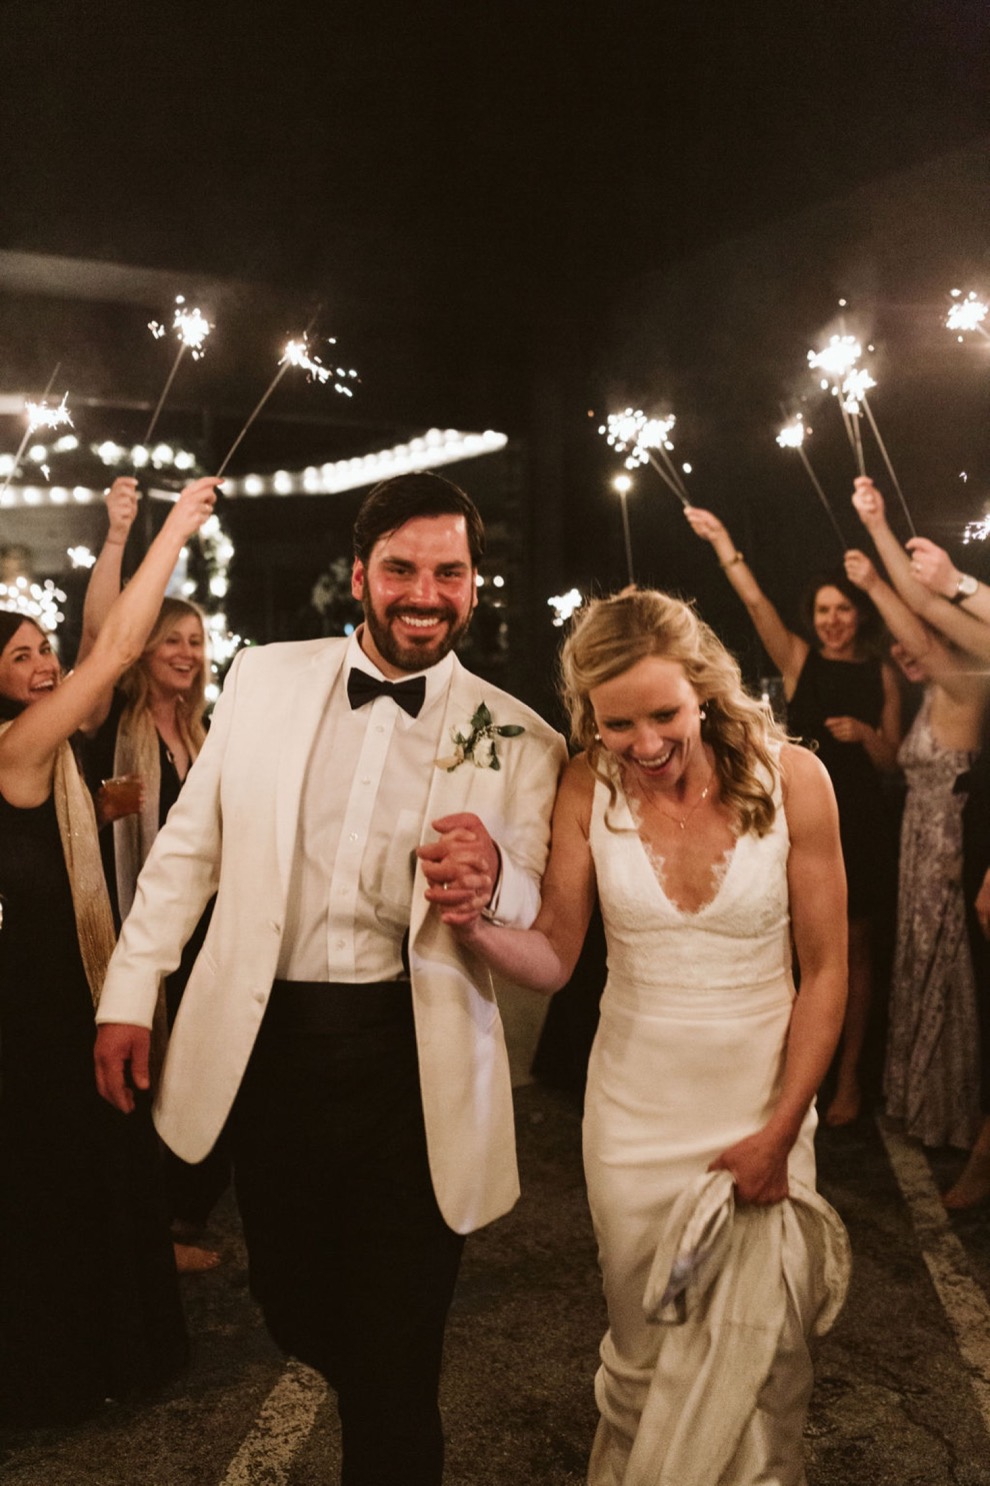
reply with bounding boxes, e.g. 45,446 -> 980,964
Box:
951,573 -> 979,604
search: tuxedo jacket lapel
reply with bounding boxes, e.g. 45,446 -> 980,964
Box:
273,642 -> 348,897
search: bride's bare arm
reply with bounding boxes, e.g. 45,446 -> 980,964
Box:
445,754 -> 598,994
711,744 -> 847,1202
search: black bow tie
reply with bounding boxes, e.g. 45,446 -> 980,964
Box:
346,668 -> 427,718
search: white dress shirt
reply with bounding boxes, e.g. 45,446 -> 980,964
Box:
276,632 -> 455,983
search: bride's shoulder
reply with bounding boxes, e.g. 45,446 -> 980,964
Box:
777,741 -> 834,810
555,751 -> 599,828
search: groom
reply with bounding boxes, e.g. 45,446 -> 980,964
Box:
94,471 -> 566,1485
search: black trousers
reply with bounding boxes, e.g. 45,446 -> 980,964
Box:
230,981 -> 465,1486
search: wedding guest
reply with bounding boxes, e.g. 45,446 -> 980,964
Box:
844,542 -> 987,1148
851,477 -> 990,1207
0,476 -> 217,1426
685,505 -> 901,1126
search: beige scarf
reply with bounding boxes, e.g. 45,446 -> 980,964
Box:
111,705 -> 162,920
1,721 -> 117,1007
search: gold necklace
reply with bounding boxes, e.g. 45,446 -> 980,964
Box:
637,767 -> 715,831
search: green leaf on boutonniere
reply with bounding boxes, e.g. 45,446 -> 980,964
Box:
494,724 -> 524,737
472,702 -> 492,729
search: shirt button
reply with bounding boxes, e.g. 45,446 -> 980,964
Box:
361,777 -> 371,785
375,725 -> 385,734
335,937 -> 346,950
348,831 -> 359,842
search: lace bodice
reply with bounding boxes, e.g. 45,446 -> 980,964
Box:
589,760 -> 793,1002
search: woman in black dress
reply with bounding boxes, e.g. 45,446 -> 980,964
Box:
0,476 -> 217,1426
686,505 -> 901,1126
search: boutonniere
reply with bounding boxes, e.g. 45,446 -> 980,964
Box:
435,702 -> 525,772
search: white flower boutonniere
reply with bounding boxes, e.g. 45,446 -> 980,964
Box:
435,702 -> 525,772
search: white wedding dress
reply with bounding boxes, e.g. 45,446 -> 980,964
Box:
583,759 -> 822,1486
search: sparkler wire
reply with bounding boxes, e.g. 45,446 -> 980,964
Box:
645,451 -> 690,507
797,446 -> 846,549
652,441 -> 691,503
215,307 -> 325,481
143,343 -> 188,444
214,361 -> 291,479
849,412 -> 866,478
618,490 -> 635,585
860,393 -> 916,537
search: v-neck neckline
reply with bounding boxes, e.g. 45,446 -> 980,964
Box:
620,780 -> 741,919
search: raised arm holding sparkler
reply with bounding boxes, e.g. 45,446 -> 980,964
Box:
846,497 -> 990,1209
76,478 -> 141,668
851,479 -> 990,660
686,502 -> 901,1128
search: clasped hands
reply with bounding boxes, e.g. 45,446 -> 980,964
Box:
417,812 -> 499,928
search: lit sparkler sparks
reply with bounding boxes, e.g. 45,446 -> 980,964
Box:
148,296 -> 212,360
25,393 -> 73,433
215,327 -> 359,480
144,296 -> 214,443
597,407 -> 690,505
280,336 -> 358,397
839,368 -> 876,415
775,414 -> 844,547
807,335 -> 862,381
946,290 -> 990,342
0,366 -> 65,499
963,515 -> 990,545
775,416 -> 808,450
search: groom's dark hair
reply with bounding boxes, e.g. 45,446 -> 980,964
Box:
352,471 -> 485,567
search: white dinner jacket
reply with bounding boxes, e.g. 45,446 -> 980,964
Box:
97,638 -> 567,1234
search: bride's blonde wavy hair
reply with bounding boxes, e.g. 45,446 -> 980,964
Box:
560,588 -> 788,837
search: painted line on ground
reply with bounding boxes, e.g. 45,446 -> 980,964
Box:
878,1118 -> 990,1431
219,1359 -> 329,1485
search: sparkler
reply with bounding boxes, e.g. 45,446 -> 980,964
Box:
597,408 -> 690,506
807,333 -> 915,535
946,290 -> 990,342
214,328 -> 358,480
612,474 -> 636,585
0,366 -> 67,498
809,336 -> 864,469
144,297 -> 213,443
775,415 -> 845,548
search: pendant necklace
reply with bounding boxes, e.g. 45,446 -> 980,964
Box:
639,766 -> 715,831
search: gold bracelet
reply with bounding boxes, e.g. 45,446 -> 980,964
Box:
720,551 -> 745,569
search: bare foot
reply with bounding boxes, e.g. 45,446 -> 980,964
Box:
173,1241 -> 221,1274
824,1083 -> 862,1128
942,1154 -> 990,1211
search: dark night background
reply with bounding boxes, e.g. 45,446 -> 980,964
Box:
1,0 -> 989,718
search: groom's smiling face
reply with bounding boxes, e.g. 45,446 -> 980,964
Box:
351,514 -> 477,678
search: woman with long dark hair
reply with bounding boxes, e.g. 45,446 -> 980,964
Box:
685,506 -> 901,1126
0,477 -> 217,1425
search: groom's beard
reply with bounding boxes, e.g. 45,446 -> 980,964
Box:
362,596 -> 474,673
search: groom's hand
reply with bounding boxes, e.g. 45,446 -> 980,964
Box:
94,1022 -> 151,1113
418,813 -> 500,921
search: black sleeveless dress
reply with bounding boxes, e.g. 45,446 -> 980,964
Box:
0,789 -> 186,1427
787,649 -> 893,918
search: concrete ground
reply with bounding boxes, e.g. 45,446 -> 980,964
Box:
2,1084 -> 990,1485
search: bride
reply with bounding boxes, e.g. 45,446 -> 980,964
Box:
422,587 -> 849,1485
